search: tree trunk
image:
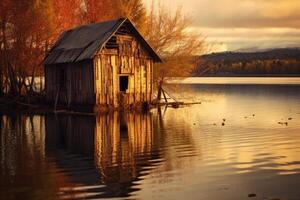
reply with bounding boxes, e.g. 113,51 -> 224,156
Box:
7,62 -> 18,96
0,65 -> 3,97
0,22 -> 8,96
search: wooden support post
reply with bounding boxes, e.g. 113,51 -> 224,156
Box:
161,87 -> 168,103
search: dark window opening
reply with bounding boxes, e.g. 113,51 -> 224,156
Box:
119,76 -> 128,92
116,23 -> 132,35
105,36 -> 118,49
59,69 -> 66,89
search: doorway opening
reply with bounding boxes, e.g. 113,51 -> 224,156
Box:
119,76 -> 129,92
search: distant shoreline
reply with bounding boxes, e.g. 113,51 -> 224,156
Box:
194,48 -> 300,76
166,77 -> 300,85
194,74 -> 300,77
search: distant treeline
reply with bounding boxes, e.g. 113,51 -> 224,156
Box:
194,48 -> 300,76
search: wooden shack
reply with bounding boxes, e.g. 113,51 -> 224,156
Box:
44,18 -> 161,110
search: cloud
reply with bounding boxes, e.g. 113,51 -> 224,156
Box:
143,0 -> 300,51
189,27 -> 300,51
144,0 -> 300,28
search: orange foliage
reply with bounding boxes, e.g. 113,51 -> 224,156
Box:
52,0 -> 82,34
82,0 -> 120,23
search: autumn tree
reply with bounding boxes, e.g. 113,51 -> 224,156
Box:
81,0 -> 147,33
81,0 -> 119,23
144,2 -> 205,102
52,0 -> 82,38
0,0 -> 13,94
0,0 -> 58,95
117,0 -> 147,34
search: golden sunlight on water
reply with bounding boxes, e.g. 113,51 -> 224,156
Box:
167,77 -> 300,85
1,84 -> 300,200
135,85 -> 300,200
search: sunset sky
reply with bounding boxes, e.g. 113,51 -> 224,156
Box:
144,0 -> 300,53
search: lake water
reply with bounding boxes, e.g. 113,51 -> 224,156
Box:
1,78 -> 300,200
167,77 -> 300,85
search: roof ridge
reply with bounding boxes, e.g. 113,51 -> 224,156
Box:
66,18 -> 126,33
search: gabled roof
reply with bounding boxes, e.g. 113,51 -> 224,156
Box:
44,18 -> 161,65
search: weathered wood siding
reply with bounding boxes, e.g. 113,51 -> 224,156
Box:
45,60 -> 95,105
94,34 -> 154,107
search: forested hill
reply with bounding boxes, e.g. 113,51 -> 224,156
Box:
194,48 -> 300,76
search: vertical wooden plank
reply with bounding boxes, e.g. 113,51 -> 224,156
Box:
140,63 -> 144,102
128,56 -> 132,104
96,58 -> 99,104
105,56 -> 108,105
101,55 -> 106,105
150,60 -> 153,102
136,59 -> 140,103
147,60 -> 151,101
67,64 -> 72,106
132,56 -> 135,105
140,64 -> 143,102
144,59 -> 148,102
99,57 -> 102,104
145,60 -> 149,101
133,58 -> 137,104
135,59 -> 139,104
108,56 -> 113,106
111,55 -> 118,107
133,58 -> 136,104
94,59 -> 98,104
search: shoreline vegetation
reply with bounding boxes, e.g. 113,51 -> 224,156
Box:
194,48 -> 300,76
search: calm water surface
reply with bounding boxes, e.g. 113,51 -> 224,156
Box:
1,79 -> 300,200
167,77 -> 300,85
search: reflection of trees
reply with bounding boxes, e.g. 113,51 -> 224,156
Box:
0,114 -> 45,176
0,114 -> 54,200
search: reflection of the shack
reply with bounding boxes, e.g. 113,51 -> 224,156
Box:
45,112 -> 160,198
